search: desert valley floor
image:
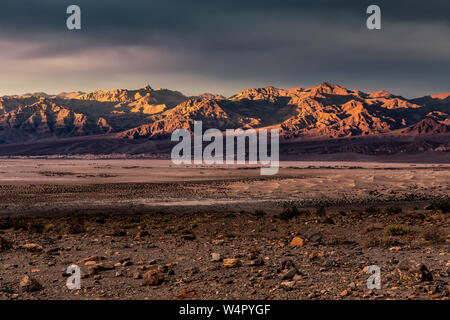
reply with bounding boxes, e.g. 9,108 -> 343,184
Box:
0,159 -> 448,299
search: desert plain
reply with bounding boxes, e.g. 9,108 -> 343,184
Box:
0,159 -> 448,300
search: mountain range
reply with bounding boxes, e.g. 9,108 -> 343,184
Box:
0,83 -> 448,157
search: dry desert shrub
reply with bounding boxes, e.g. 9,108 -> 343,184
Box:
385,225 -> 407,236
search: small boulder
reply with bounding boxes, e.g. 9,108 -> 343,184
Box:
280,281 -> 295,290
308,232 -> 323,244
182,234 -> 196,241
416,264 -> 433,282
135,230 -> 149,239
280,259 -> 296,270
281,268 -> 297,280
290,237 -> 305,247
397,261 -> 433,283
142,270 -> 165,286
19,275 -> 42,292
22,243 -> 43,252
77,255 -> 105,264
88,263 -> 115,276
223,259 -> 242,268
247,258 -> 264,266
211,253 -> 222,262
340,289 -> 349,297
175,289 -> 197,300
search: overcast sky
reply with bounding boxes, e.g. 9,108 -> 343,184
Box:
0,0 -> 449,98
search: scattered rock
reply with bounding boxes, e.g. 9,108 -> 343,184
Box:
293,274 -> 303,281
397,261 -> 433,283
280,259 -> 296,270
122,260 -> 133,267
45,248 -> 61,256
88,263 -> 115,276
281,268 -> 297,280
247,258 -> 264,266
78,255 -> 105,264
290,237 -> 305,247
135,230 -> 149,239
211,253 -> 222,262
149,259 -> 159,265
22,243 -> 43,252
340,289 -> 349,297
308,232 -> 323,243
223,259 -> 242,268
19,275 -> 42,292
142,270 -> 165,286
182,234 -> 196,241
417,264 -> 433,282
175,289 -> 197,300
308,251 -> 324,261
280,281 -> 295,290
43,224 -> 55,233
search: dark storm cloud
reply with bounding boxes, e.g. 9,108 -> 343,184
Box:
1,0 -> 449,31
0,0 -> 449,97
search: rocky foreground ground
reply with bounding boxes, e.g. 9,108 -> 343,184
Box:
0,200 -> 448,300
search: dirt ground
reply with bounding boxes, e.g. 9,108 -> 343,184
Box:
0,160 -> 448,300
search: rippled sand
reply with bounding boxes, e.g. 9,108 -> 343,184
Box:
0,159 -> 448,216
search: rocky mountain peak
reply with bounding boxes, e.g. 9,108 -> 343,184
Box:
307,82 -> 350,96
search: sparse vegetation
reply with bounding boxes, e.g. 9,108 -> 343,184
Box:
385,225 -> 406,236
381,236 -> 402,248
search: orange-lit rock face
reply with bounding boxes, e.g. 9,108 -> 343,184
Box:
0,83 -> 448,143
